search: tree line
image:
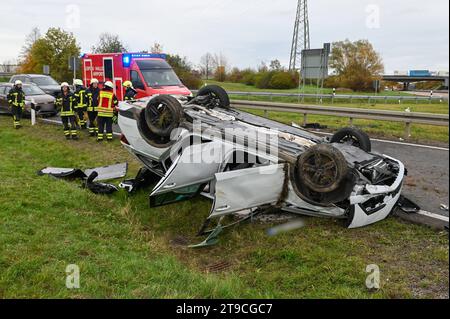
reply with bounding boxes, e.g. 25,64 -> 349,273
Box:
15,27 -> 384,92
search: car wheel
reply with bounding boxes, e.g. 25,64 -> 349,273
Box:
144,95 -> 184,137
330,127 -> 372,152
296,144 -> 348,193
196,85 -> 230,109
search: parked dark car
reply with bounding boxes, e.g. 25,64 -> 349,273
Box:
0,83 -> 57,116
10,74 -> 61,97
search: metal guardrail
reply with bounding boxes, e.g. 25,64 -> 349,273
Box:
231,100 -> 449,138
224,90 -> 448,103
0,72 -> 14,78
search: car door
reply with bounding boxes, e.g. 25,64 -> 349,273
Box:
0,86 -> 8,111
149,141 -> 234,207
209,164 -> 286,218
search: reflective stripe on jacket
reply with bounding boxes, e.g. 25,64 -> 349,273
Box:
97,90 -> 118,117
86,87 -> 100,112
7,88 -> 25,108
74,86 -> 87,108
56,92 -> 76,116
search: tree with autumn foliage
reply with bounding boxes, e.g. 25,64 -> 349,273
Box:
19,28 -> 80,82
327,39 -> 384,92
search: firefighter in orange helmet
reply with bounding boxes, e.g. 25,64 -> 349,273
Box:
97,81 -> 118,141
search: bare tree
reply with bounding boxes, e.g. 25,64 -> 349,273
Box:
199,53 -> 214,79
92,33 -> 127,53
269,59 -> 282,71
20,27 -> 41,61
150,42 -> 164,53
212,53 -> 228,70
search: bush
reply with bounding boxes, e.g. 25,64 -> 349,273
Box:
269,72 -> 297,89
254,72 -> 274,89
242,73 -> 256,86
178,71 -> 202,90
228,67 -> 244,83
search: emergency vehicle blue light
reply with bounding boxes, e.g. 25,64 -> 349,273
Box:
130,53 -> 167,60
122,54 -> 131,67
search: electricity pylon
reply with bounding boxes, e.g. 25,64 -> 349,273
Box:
289,0 -> 310,71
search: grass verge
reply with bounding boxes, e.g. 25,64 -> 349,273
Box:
0,116 -> 448,298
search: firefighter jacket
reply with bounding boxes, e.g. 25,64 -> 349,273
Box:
86,86 -> 100,112
97,89 -> 118,118
124,87 -> 137,101
74,85 -> 88,109
56,91 -> 77,117
7,87 -> 26,108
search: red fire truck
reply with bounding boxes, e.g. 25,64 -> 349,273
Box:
80,52 -> 192,100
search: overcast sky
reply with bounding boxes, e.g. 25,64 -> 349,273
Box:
0,0 -> 448,73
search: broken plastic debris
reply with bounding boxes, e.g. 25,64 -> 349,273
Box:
38,163 -> 128,182
440,204 -> 449,211
84,171 -> 119,195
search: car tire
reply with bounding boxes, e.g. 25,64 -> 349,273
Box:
196,85 -> 230,109
296,144 -> 348,193
144,95 -> 184,137
330,127 -> 372,152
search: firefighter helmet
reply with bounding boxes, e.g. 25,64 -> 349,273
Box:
104,81 -> 114,89
14,80 -> 23,86
90,78 -> 99,85
123,81 -> 133,88
74,79 -> 83,86
60,82 -> 70,88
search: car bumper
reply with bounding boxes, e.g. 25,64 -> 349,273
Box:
347,157 -> 405,228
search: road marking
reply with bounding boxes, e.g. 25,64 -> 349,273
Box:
416,210 -> 449,223
317,131 -> 449,151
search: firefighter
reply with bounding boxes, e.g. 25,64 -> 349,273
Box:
86,78 -> 100,136
123,81 -> 137,101
56,82 -> 78,140
73,79 -> 87,129
97,81 -> 118,142
7,80 -> 26,129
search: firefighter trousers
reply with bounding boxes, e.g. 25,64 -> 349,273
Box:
76,108 -> 87,128
61,116 -> 78,139
11,105 -> 23,128
87,111 -> 98,136
97,116 -> 113,141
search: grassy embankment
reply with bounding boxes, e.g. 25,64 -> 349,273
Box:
0,116 -> 448,298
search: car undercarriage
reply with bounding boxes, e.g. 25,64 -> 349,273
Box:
117,85 -> 408,246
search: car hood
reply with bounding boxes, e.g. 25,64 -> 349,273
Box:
26,94 -> 56,103
39,85 -> 61,92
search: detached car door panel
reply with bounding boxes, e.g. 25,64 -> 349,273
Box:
210,164 -> 285,218
150,141 -> 234,197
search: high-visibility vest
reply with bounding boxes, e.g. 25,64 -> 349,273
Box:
75,88 -> 87,108
97,90 -> 117,117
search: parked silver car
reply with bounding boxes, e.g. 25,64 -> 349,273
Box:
0,83 -> 57,116
9,74 -> 61,97
118,85 -> 407,244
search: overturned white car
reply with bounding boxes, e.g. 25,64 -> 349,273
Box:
118,85 -> 406,245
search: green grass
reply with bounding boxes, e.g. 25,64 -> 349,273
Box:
0,77 -> 10,83
0,116 -> 448,298
203,81 -> 449,115
240,109 -> 449,144
204,80 -> 423,97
